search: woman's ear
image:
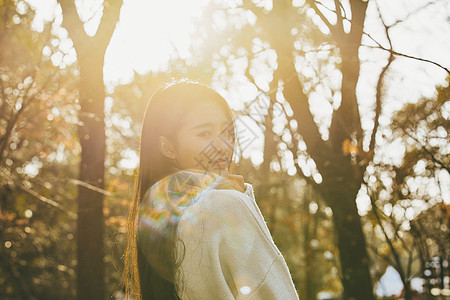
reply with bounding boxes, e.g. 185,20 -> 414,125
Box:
159,136 -> 177,159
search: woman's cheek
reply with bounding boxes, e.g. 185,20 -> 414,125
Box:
193,137 -> 212,155
193,137 -> 215,167
181,136 -> 212,169
176,135 -> 198,169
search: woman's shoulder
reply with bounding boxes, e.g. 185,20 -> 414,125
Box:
194,184 -> 254,215
181,183 -> 276,245
177,182 -> 283,276
171,186 -> 242,226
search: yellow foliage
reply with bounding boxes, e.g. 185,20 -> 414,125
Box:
377,243 -> 391,256
341,139 -> 359,156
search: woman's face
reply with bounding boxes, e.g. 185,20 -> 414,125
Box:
162,101 -> 235,177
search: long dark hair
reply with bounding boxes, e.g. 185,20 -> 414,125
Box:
123,80 -> 237,299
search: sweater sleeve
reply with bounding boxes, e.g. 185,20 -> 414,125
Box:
176,187 -> 300,300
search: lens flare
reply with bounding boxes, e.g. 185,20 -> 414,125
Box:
137,169 -> 227,279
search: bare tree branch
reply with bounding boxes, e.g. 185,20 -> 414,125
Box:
401,128 -> 450,172
59,0 -> 88,48
388,0 -> 442,28
364,181 -> 409,285
68,178 -> 114,197
19,183 -> 76,218
95,0 -> 122,53
305,0 -> 335,35
59,0 -> 122,56
333,0 -> 344,35
367,243 -> 395,266
362,33 -> 450,74
368,2 -> 395,156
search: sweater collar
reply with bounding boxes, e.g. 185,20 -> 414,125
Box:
139,169 -> 227,224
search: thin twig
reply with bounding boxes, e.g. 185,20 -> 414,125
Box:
362,39 -> 450,74
68,178 -> 114,196
18,184 -> 76,218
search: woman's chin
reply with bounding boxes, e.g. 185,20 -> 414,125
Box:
210,165 -> 229,178
182,164 -> 229,178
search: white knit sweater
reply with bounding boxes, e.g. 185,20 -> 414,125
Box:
175,182 -> 300,299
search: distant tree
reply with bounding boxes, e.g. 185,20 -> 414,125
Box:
363,76 -> 449,299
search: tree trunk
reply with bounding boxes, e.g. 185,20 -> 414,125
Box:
259,2 -> 375,295
321,163 -> 374,300
272,37 -> 374,298
76,55 -> 106,300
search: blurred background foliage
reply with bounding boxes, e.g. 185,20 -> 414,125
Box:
0,0 -> 449,299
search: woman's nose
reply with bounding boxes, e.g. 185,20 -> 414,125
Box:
217,130 -> 234,150
213,135 -> 232,157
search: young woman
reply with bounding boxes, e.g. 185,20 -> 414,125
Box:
124,80 -> 299,300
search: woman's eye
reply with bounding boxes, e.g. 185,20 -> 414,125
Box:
221,128 -> 235,141
198,131 -> 212,137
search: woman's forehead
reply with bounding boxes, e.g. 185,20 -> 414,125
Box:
180,102 -> 232,128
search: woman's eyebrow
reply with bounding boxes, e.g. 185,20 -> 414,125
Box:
190,121 -> 230,130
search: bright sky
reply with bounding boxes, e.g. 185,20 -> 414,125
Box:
26,0 -> 209,88
105,0 -> 210,86
26,0 -> 449,95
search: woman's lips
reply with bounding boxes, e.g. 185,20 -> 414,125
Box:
214,159 -> 227,166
